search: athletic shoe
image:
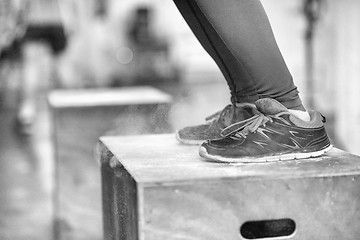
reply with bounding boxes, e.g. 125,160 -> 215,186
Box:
199,98 -> 332,163
176,103 -> 256,145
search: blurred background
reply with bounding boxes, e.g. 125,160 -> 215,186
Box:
0,0 -> 358,239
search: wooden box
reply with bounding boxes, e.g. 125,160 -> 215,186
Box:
100,134 -> 360,240
49,87 -> 172,240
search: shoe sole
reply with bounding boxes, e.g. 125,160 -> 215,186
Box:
175,131 -> 206,145
199,144 -> 333,163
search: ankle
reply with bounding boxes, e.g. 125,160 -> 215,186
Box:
235,102 -> 256,108
288,109 -> 310,122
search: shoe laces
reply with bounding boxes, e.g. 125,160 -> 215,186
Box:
220,113 -> 280,139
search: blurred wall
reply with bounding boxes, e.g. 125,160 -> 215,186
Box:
331,0 -> 360,155
57,0 -> 312,87
27,0 -> 62,24
57,0 -> 223,87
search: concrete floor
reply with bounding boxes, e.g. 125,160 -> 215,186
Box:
0,108 -> 53,240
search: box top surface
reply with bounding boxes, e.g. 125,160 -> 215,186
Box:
100,134 -> 360,185
48,86 -> 171,108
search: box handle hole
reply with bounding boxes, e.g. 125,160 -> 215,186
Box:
240,218 -> 296,239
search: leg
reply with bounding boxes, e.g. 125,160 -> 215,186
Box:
173,0 -> 305,110
173,0 -> 257,104
16,41 -> 42,134
174,0 -> 331,161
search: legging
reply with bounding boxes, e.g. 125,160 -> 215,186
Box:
173,0 -> 305,110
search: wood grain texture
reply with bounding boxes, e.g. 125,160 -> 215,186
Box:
141,176 -> 360,240
101,153 -> 138,240
100,134 -> 360,185
100,134 -> 360,240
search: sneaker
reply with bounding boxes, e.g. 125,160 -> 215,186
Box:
199,98 -> 332,163
176,103 -> 256,145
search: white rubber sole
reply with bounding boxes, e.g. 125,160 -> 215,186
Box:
175,131 -> 206,145
199,144 -> 333,163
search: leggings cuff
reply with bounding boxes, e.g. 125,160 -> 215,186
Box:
277,97 -> 305,110
234,94 -> 259,104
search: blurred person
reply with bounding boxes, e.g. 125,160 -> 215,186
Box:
173,0 -> 332,162
56,0 -> 123,88
15,0 -> 67,134
0,0 -> 27,106
122,6 -> 179,85
0,0 -> 26,51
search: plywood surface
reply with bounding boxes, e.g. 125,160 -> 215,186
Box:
100,134 -> 360,240
140,175 -> 360,240
48,86 -> 172,108
100,134 -> 360,185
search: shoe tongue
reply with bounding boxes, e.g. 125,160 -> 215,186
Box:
221,105 -> 235,126
222,104 -> 258,126
255,98 -> 288,115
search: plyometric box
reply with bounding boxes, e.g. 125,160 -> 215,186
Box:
49,86 -> 172,240
100,134 -> 360,240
